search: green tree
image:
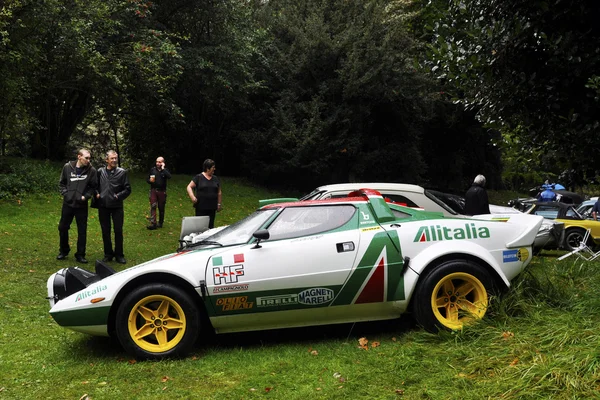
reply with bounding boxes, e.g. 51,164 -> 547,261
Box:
0,0 -> 181,161
421,0 -> 600,183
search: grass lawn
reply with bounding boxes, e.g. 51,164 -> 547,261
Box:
1,173 -> 599,399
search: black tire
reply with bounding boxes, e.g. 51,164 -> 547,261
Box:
564,228 -> 587,252
412,259 -> 493,333
115,283 -> 200,359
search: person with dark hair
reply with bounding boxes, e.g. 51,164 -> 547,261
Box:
146,156 -> 171,230
57,148 -> 97,263
186,159 -> 222,229
464,174 -> 491,216
95,150 -> 131,264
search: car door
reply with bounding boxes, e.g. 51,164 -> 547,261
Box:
205,204 -> 362,331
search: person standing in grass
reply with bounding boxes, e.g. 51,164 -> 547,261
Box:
95,150 -> 131,264
187,159 -> 222,229
146,156 -> 171,230
57,148 -> 97,264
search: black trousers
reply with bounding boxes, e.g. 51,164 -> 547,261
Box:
58,204 -> 88,257
149,189 -> 167,225
98,207 -> 125,257
195,208 -> 216,229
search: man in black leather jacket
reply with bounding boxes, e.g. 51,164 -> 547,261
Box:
95,150 -> 131,264
57,149 -> 97,263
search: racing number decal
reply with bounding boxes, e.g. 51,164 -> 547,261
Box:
332,230 -> 405,306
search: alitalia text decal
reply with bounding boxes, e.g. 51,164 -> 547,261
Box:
414,223 -> 490,242
75,285 -> 107,302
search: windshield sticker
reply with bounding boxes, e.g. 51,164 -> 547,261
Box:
75,285 -> 107,302
298,288 -> 334,305
213,284 -> 249,293
414,223 -> 490,242
213,265 -> 244,285
216,296 -> 254,311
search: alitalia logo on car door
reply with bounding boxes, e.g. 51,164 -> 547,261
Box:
332,230 -> 405,306
414,223 -> 490,242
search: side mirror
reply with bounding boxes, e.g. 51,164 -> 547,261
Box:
252,229 -> 270,248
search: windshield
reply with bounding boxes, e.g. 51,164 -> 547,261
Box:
201,209 -> 278,246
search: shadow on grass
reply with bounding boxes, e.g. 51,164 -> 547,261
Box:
69,316 -> 419,359
209,316 -> 418,350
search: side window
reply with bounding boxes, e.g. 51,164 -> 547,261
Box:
565,208 -> 579,218
533,207 -> 559,219
390,209 -> 413,219
267,205 -> 356,240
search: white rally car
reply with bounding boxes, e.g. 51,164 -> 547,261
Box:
47,189 -> 543,359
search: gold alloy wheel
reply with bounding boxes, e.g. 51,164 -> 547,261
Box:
127,294 -> 187,353
431,272 -> 488,330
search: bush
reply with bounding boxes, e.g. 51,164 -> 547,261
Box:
0,157 -> 62,199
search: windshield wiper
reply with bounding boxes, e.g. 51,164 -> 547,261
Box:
193,240 -> 223,247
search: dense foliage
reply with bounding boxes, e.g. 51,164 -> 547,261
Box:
5,0 -> 597,192
420,0 -> 600,188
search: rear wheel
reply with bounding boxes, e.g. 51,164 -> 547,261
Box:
412,260 -> 493,332
115,283 -> 200,359
564,228 -> 587,251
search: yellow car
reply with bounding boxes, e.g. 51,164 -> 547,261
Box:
527,202 -> 600,251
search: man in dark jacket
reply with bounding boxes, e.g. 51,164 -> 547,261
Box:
57,148 -> 97,263
146,156 -> 171,230
464,174 -> 491,216
95,150 -> 131,264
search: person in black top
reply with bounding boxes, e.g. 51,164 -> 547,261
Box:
146,156 -> 171,230
95,150 -> 132,264
464,174 -> 491,216
187,159 -> 222,229
57,148 -> 97,263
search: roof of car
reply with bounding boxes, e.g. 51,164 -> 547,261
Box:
313,182 -> 425,193
261,196 -> 369,209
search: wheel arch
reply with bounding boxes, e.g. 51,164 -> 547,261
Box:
405,252 -> 508,310
107,273 -> 211,337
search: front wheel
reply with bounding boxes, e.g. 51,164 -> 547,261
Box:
115,283 -> 200,359
412,260 -> 493,332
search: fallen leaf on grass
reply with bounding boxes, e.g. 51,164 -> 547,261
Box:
395,389 -> 405,395
371,341 -> 380,348
81,381 -> 89,385
310,350 -> 319,356
249,388 -> 257,392
509,357 -> 519,366
316,388 -> 322,391
79,394 -> 89,400
265,387 -> 272,392
501,331 -> 514,340
161,376 -> 170,382
128,359 -> 136,364
358,337 -> 369,350
392,337 -> 397,342
333,372 -> 341,379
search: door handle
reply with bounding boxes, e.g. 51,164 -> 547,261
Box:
336,242 -> 355,253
